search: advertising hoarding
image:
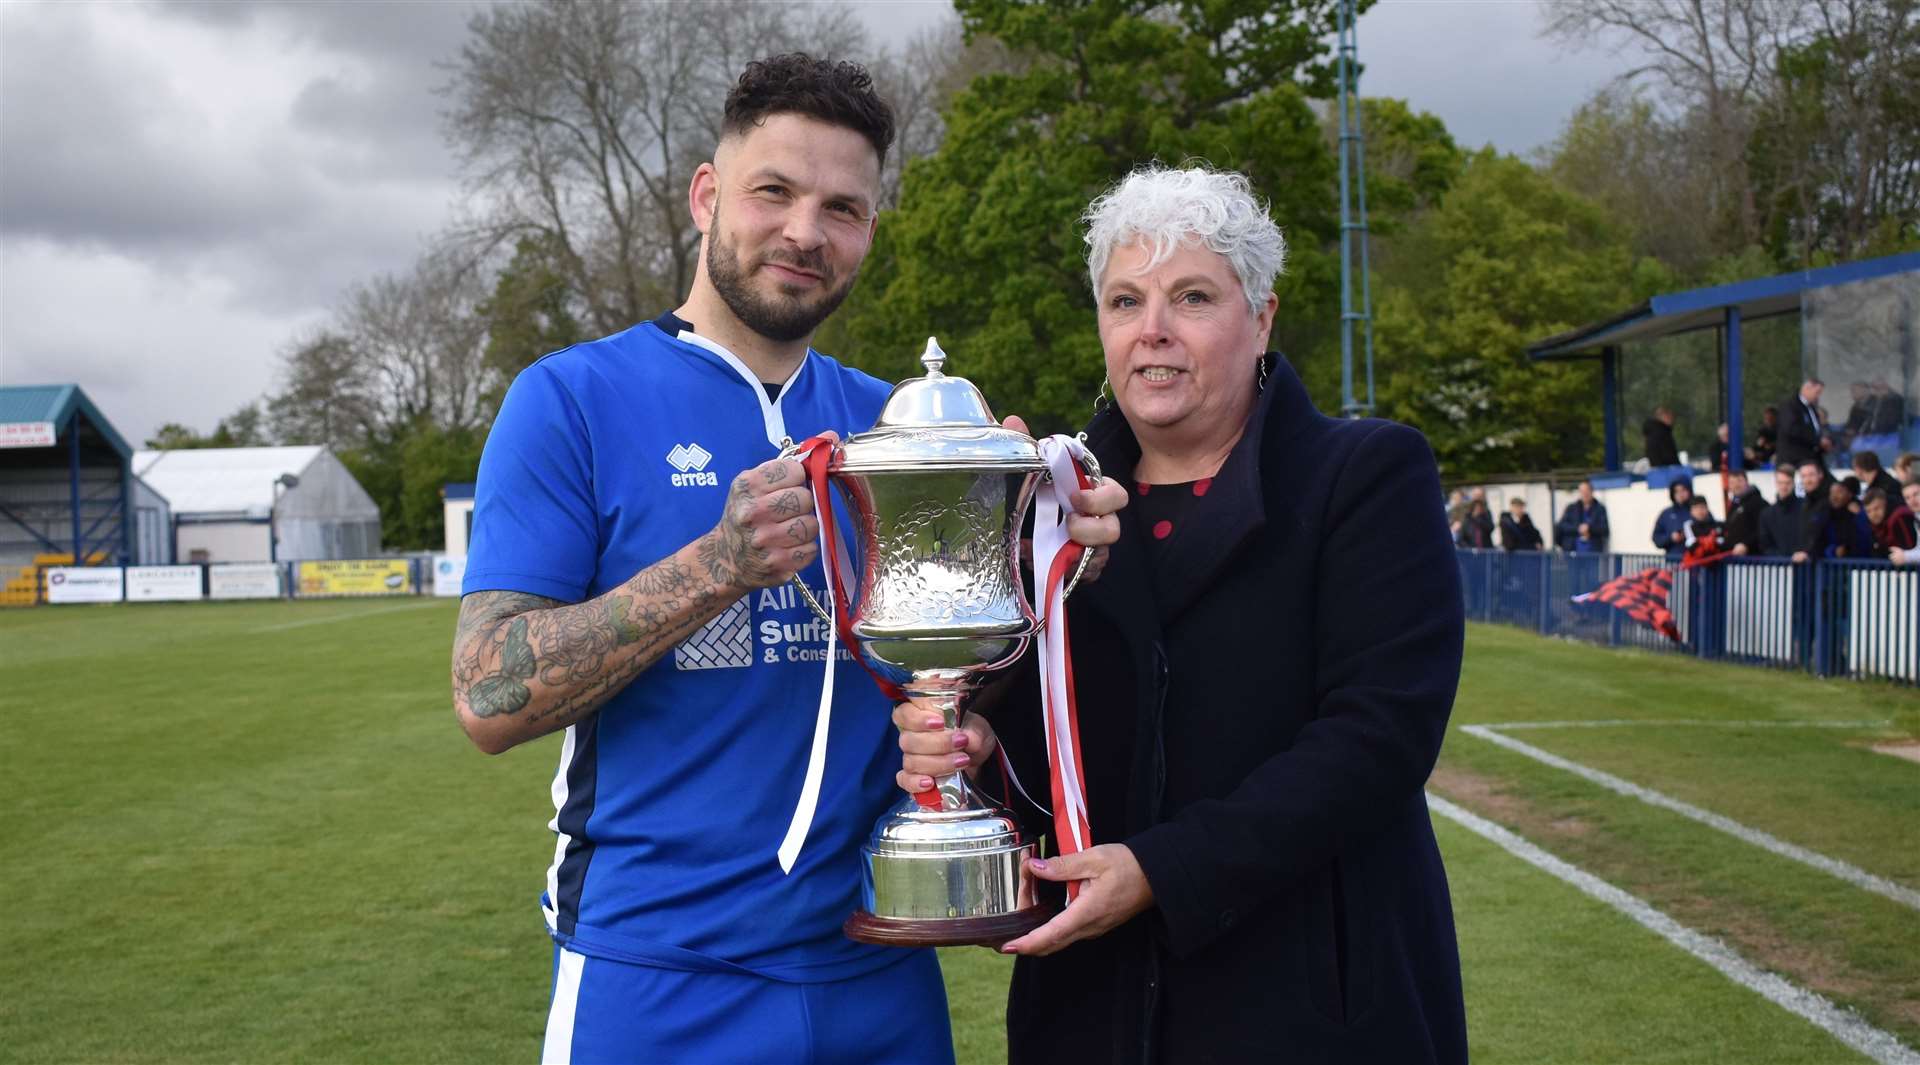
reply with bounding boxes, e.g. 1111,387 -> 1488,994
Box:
296,559 -> 414,597
432,555 -> 466,598
46,566 -> 124,603
209,563 -> 282,600
0,421 -> 57,448
126,566 -> 204,602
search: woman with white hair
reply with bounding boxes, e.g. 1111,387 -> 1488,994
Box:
897,165 -> 1467,1062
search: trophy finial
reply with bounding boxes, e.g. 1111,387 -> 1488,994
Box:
921,337 -> 946,377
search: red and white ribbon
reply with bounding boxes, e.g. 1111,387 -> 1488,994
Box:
1032,434 -> 1095,899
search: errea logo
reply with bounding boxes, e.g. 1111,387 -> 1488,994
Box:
667,443 -> 719,487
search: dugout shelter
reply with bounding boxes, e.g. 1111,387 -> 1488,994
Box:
1529,252 -> 1920,473
134,446 -> 382,563
0,385 -> 156,604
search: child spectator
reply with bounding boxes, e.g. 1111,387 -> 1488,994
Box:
1683,496 -> 1720,551
1499,498 -> 1543,551
1652,480 -> 1694,559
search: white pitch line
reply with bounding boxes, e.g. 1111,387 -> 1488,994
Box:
1427,793 -> 1920,1065
1460,724 -> 1920,912
256,600 -> 447,632
1481,719 -> 1892,731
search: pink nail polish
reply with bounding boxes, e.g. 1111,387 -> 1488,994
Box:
1029,859 -> 1048,871
918,778 -> 934,790
952,732 -> 969,749
952,753 -> 970,768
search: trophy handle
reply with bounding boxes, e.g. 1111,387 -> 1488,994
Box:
1059,441 -> 1104,600
777,436 -> 845,626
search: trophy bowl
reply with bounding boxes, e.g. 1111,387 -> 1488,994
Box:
791,340 -> 1085,946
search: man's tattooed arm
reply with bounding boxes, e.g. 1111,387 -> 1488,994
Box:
449,457 -> 822,754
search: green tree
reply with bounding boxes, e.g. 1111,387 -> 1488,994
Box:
831,0 -> 1362,435
337,419 -> 486,551
143,404 -> 272,450
1373,150 -> 1668,477
144,424 -> 208,450
478,237 -> 586,401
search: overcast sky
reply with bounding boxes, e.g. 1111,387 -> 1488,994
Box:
0,0 -> 1634,448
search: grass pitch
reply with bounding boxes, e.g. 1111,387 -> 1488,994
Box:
1,601 -> 1914,1063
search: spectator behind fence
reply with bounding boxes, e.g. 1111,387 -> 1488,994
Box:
1446,488 -> 1470,540
1652,480 -> 1694,558
1457,498 -> 1495,548
1642,406 -> 1681,467
1777,379 -> 1831,467
1750,406 -> 1778,467
1864,488 -> 1917,564
1899,483 -> 1920,564
1683,497 -> 1720,553
1842,382 -> 1875,443
1708,422 -> 1732,471
1758,467 -> 1804,556
1555,480 -> 1609,553
1466,487 -> 1494,545
1722,469 -> 1766,555
1790,460 -> 1837,563
1868,379 -> 1906,434
1500,498 -> 1543,551
1852,451 -> 1902,502
1801,479 -> 1874,560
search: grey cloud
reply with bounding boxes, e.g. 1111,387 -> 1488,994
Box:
0,11 -> 319,249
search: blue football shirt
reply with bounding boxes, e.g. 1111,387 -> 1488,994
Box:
464,313 -> 908,982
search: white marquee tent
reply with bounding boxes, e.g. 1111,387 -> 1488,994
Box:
133,446 -> 381,563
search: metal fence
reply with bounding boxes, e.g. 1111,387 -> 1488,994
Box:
1456,549 -> 1919,685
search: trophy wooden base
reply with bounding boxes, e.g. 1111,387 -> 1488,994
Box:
843,905 -> 1057,948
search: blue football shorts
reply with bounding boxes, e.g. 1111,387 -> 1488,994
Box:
541,944 -> 955,1065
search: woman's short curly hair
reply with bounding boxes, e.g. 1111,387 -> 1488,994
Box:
723,53 -> 895,166
1082,164 -> 1286,315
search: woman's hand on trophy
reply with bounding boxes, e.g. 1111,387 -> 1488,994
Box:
999,415 -> 1125,582
702,439 -> 837,591
893,700 -> 998,791
999,844 -> 1155,956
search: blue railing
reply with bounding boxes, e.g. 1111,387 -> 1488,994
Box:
1456,549 -> 1918,685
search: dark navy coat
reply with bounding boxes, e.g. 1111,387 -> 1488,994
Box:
987,355 -> 1468,1064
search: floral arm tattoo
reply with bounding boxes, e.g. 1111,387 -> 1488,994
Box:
450,543 -> 736,745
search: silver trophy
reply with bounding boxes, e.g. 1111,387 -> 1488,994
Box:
788,339 -> 1097,946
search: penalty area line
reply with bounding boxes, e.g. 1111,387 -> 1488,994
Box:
1459,724 -> 1920,913
257,600 -> 447,632
1427,793 -> 1920,1065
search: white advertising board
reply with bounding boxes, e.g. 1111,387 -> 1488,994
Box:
126,565 -> 204,602
208,563 -> 282,600
46,566 -> 124,603
432,554 -> 467,598
0,421 -> 57,448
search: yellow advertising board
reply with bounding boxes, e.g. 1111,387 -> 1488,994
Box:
296,559 -> 414,598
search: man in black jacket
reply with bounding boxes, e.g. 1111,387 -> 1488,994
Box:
1777,379 -> 1831,468
1759,466 -> 1805,556
1554,480 -> 1610,552
1852,451 -> 1902,503
1791,460 -> 1838,562
1642,406 -> 1681,466
1723,469 -> 1767,555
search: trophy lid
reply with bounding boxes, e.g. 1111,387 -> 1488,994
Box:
835,338 -> 1045,473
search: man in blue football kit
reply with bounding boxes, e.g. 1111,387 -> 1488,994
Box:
451,55 -> 1122,1064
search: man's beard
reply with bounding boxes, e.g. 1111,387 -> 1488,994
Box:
705,204 -> 856,344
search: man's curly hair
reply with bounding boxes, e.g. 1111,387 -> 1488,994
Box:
723,53 -> 895,167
